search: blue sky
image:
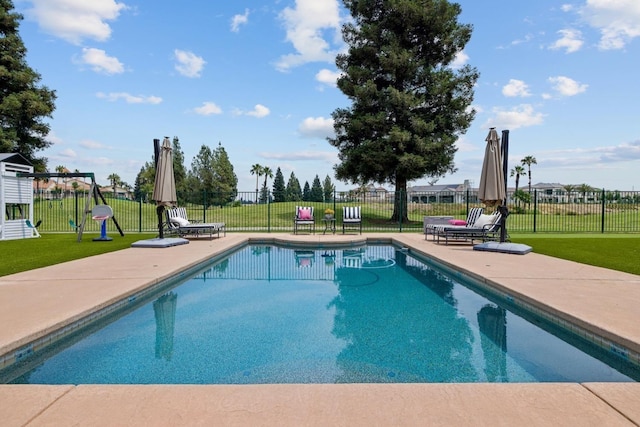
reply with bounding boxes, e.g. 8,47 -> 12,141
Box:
13,0 -> 640,191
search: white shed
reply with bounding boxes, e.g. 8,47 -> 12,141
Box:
0,153 -> 38,240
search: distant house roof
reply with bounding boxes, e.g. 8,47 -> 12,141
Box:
409,183 -> 469,192
0,153 -> 32,166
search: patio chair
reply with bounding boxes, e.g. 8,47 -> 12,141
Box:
295,250 -> 315,267
294,206 -> 315,234
165,207 -> 226,239
437,211 -> 503,245
342,206 -> 362,234
425,207 -> 484,241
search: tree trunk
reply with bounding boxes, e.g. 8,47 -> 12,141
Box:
391,177 -> 409,222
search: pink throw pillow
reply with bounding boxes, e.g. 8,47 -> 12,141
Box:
449,219 -> 467,226
298,208 -> 312,220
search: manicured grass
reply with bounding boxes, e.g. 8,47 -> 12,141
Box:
1,232 -> 639,277
511,234 -> 640,275
0,233 -> 156,277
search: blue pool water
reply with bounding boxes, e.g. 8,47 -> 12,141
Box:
4,244 -> 638,384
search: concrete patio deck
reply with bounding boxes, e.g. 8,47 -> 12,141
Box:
0,233 -> 639,426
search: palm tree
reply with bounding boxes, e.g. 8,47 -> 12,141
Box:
250,164 -> 263,203
521,156 -> 537,195
55,165 -> 65,199
107,173 -> 121,199
510,165 -> 525,194
260,166 -> 273,203
563,184 -> 576,204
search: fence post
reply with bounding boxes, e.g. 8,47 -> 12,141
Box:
138,197 -> 142,232
601,188 -> 606,233
74,192 -> 79,231
466,188 -> 469,213
398,189 -> 404,232
533,189 -> 537,233
202,190 -> 207,222
268,198 -> 271,233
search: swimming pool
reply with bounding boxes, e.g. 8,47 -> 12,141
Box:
3,244 -> 638,384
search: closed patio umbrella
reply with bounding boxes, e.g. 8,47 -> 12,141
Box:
152,137 -> 177,238
478,128 -> 505,208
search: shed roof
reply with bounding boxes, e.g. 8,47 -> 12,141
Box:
0,153 -> 32,166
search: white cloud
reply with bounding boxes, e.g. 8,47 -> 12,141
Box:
193,102 -> 222,116
25,0 -> 126,45
580,0 -> 640,50
173,49 -> 206,78
78,48 -> 124,74
549,29 -> 584,53
502,79 -> 531,97
451,50 -> 469,69
96,92 -> 162,104
79,140 -> 107,150
315,68 -> 342,87
45,131 -> 63,146
299,116 -> 334,138
485,104 -> 545,130
548,76 -> 588,96
261,150 -> 337,163
59,148 -> 77,158
276,0 -> 343,71
231,9 -> 249,32
247,104 -> 270,118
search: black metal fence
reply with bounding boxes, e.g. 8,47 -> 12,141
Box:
30,188 -> 640,234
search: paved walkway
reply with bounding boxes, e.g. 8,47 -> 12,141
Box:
1,233 -> 639,426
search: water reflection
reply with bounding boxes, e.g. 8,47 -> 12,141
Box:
477,304 -> 507,381
153,292 -> 177,361
329,248 -> 477,382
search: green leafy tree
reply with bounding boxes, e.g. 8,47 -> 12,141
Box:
329,0 -> 478,221
323,175 -> 334,202
310,175 -> 324,202
211,142 -> 237,206
286,172 -> 302,202
171,136 -> 187,197
0,0 -> 57,172
521,155 -> 537,195
134,161 -> 155,202
302,181 -> 311,202
272,167 -> 286,202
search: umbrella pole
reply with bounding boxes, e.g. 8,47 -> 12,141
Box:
157,205 -> 165,239
500,130 -> 510,243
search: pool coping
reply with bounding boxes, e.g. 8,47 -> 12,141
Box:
1,233 -> 639,426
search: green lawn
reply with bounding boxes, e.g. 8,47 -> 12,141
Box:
0,232 -> 638,277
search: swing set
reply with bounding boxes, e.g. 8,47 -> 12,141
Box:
17,172 -> 124,242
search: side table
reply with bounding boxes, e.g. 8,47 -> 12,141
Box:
322,218 -> 336,234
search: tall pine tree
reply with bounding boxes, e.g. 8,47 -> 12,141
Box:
0,0 -> 56,171
310,175 -> 324,202
286,172 -> 302,202
272,167 -> 286,202
329,0 -> 478,221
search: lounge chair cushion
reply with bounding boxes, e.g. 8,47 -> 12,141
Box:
170,216 -> 189,227
448,219 -> 467,226
473,214 -> 495,228
298,208 -> 312,220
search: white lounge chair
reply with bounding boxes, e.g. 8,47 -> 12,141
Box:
342,206 -> 362,234
165,207 -> 226,239
426,207 -> 484,241
437,211 -> 503,245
